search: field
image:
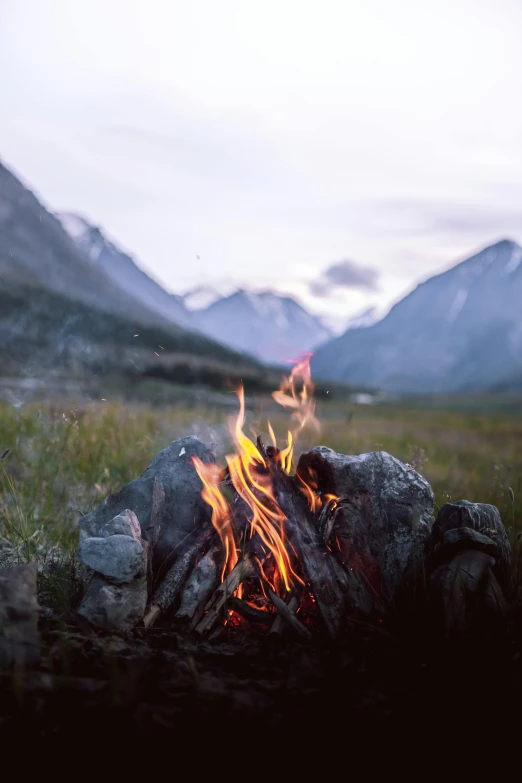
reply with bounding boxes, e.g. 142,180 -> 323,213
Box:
1,388 -> 522,741
1,389 -> 521,577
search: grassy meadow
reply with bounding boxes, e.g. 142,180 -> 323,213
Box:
1,390 -> 521,577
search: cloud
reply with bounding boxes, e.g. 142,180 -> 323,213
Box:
310,259 -> 380,297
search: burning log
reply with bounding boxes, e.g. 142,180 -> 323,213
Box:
194,551 -> 258,635
267,589 -> 311,640
226,597 -> 276,627
144,525 -> 216,629
270,596 -> 299,635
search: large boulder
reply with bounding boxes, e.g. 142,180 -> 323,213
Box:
0,562 -> 40,665
296,448 -> 435,609
80,437 -> 216,577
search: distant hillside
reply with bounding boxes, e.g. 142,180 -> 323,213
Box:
57,212 -> 194,329
0,159 -> 269,389
58,212 -> 333,365
0,280 -> 273,393
312,240 -> 522,393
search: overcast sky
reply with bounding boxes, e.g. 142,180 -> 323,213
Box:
2,0 -> 522,325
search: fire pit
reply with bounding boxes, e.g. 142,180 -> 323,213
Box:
76,357 -> 511,643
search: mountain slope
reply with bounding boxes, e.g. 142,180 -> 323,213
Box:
312,240 -> 522,393
0,161 -> 179,329
57,212 -> 193,328
192,290 -> 333,363
0,159 -> 269,386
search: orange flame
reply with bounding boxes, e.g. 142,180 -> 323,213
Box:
192,457 -> 237,581
226,386 -> 302,594
193,355 -> 326,599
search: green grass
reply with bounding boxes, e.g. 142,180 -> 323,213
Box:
1,394 -> 521,608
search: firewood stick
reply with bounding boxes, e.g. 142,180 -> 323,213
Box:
226,597 -> 276,626
267,589 -> 311,640
194,551 -> 258,635
144,525 -> 215,629
177,544 -> 220,623
270,596 -> 299,635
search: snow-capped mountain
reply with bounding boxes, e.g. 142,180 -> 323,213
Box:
192,290 -> 333,364
57,215 -> 336,363
57,212 -> 193,329
312,239 -> 522,393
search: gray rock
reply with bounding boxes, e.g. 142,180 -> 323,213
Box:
78,535 -> 145,584
296,448 -> 434,607
429,501 -> 511,587
79,437 -> 215,577
80,475 -> 165,546
99,509 -> 141,540
0,562 -> 40,665
77,574 -> 147,632
430,549 -> 508,638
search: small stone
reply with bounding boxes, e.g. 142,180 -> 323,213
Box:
0,562 -> 40,665
79,535 -> 145,584
99,509 -> 141,540
77,574 -> 147,631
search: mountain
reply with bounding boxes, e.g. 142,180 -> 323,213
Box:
58,214 -> 332,364
0,162 -> 177,329
191,289 -> 333,364
312,240 -> 522,393
57,212 -> 193,328
0,160 -> 266,389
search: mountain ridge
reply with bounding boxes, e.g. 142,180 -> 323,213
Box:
312,239 -> 522,393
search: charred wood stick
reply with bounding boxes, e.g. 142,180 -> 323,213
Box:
144,525 -> 216,629
318,497 -> 350,545
176,544 -> 220,623
194,550 -> 258,635
270,596 -> 299,635
226,597 -> 276,626
267,589 -> 311,640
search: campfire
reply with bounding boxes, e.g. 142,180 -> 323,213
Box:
75,357 -> 512,643
142,354 -> 361,638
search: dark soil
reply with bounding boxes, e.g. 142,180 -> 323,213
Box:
2,611 -> 521,750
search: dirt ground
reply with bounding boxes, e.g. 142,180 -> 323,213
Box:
2,611 -> 521,750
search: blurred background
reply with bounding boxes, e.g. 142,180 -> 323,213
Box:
0,0 -> 521,552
